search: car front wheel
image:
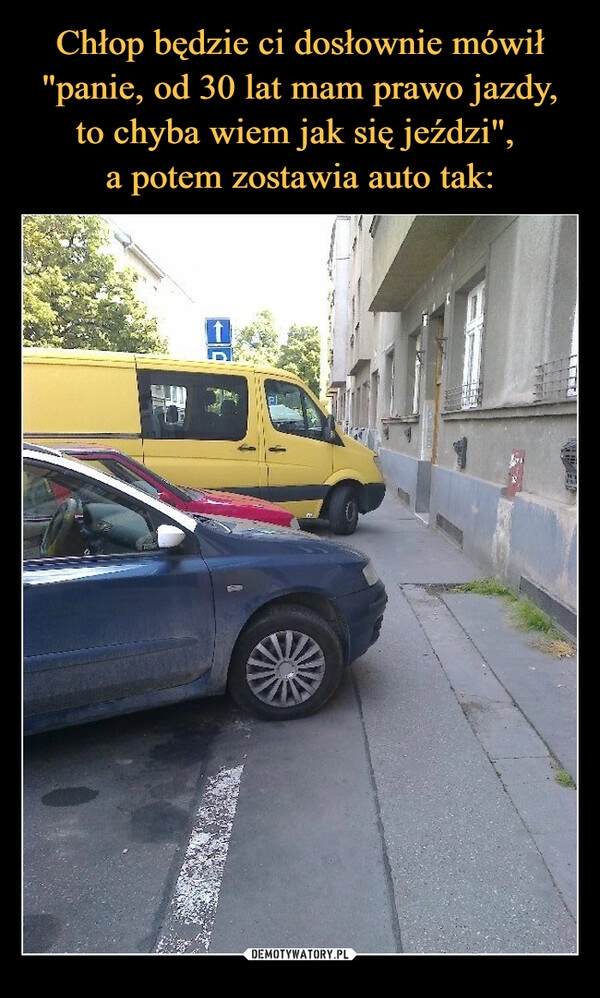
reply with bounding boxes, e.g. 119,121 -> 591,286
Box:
228,606 -> 344,721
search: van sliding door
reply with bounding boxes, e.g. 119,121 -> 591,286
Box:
136,367 -> 260,493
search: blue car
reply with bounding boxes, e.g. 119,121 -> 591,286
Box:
23,446 -> 387,734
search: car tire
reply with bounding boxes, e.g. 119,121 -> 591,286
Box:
228,606 -> 344,721
328,485 -> 359,535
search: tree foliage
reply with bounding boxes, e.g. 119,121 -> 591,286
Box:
23,215 -> 167,353
233,311 -> 322,396
277,325 -> 322,396
233,308 -> 281,366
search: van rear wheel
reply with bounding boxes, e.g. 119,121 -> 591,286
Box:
328,485 -> 359,535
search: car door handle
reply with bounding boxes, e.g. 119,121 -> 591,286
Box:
238,444 -> 257,451
268,446 -> 287,452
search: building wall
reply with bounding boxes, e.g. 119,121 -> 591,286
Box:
332,214 -> 577,634
326,215 -> 350,389
325,215 -> 350,418
106,218 -> 204,358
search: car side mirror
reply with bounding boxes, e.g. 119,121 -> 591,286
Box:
324,414 -> 336,442
156,524 -> 186,549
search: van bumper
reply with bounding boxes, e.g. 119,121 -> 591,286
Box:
361,482 -> 386,514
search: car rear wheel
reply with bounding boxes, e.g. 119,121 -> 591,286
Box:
228,606 -> 344,720
328,485 -> 359,535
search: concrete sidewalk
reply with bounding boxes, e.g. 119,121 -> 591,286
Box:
365,493 -> 577,780
338,493 -> 578,938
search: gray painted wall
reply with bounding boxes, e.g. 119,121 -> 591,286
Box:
379,451 -> 576,621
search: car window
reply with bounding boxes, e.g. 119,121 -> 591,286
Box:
23,470 -> 60,517
77,457 -> 160,498
23,460 -> 172,561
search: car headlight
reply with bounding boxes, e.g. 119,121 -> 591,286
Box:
362,560 -> 380,587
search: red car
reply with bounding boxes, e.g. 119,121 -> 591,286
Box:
60,447 -> 300,529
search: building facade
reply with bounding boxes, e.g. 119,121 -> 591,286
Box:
326,215 -> 577,636
106,218 -> 204,358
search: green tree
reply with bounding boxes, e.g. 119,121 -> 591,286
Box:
23,214 -> 167,353
277,325 -> 322,396
233,308 -> 280,365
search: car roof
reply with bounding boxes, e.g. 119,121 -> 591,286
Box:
60,445 -> 151,472
22,445 -> 199,532
60,446 -> 128,457
22,442 -> 62,455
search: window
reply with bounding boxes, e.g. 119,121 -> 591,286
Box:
567,300 -> 578,398
138,370 -> 248,441
23,462 -> 172,561
407,331 -> 423,415
370,370 -> 379,428
360,380 -> 370,425
385,349 -> 395,416
265,379 -> 326,440
461,280 -> 485,408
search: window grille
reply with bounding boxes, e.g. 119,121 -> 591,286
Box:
444,380 -> 483,411
533,355 -> 578,402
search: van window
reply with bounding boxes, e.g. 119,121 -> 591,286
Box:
265,379 -> 326,440
138,370 -> 248,441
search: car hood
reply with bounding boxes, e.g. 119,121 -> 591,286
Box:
187,487 -> 281,510
194,513 -> 297,536
194,513 -> 365,557
192,515 -> 380,599
185,487 -> 294,525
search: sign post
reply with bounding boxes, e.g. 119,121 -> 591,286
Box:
206,318 -> 232,361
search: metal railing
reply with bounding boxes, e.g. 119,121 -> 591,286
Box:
443,355 -> 578,411
533,355 -> 578,402
444,380 -> 483,411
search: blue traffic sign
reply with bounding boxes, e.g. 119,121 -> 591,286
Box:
206,317 -> 232,345
207,346 -> 233,362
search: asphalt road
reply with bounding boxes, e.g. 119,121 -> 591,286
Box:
22,494 -> 577,957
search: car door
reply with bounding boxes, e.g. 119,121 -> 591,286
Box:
23,459 -> 216,720
261,376 -> 334,517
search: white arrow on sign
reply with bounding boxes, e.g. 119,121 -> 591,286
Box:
214,321 -> 223,342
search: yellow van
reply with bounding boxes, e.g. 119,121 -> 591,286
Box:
23,348 -> 386,534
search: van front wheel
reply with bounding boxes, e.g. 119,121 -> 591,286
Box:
328,485 -> 359,535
